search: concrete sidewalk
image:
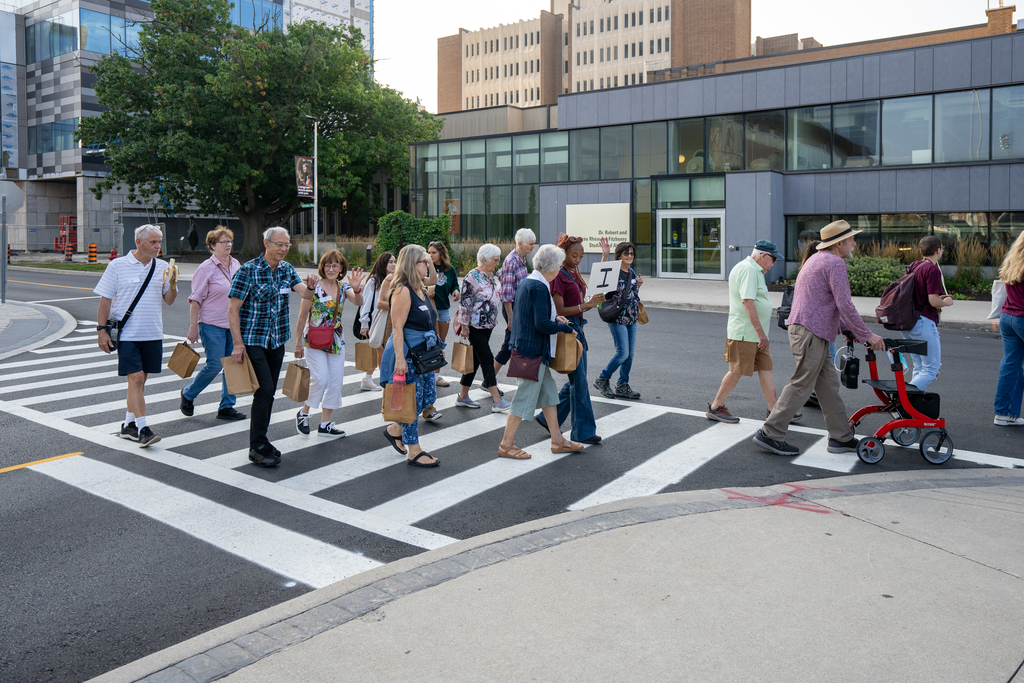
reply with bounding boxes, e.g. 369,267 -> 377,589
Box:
91,469 -> 1024,683
0,300 -> 76,360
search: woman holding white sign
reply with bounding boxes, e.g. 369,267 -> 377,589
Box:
594,241 -> 644,400
535,234 -> 607,445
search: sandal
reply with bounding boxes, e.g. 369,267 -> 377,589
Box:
550,439 -> 584,454
383,428 -> 406,454
497,443 -> 532,460
407,452 -> 440,468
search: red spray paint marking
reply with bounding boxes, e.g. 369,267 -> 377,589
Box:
718,483 -> 843,514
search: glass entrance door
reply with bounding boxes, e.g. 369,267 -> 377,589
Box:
656,210 -> 725,279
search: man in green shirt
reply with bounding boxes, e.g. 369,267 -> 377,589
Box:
706,240 -> 800,424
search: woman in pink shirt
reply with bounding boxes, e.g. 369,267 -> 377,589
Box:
180,226 -> 244,421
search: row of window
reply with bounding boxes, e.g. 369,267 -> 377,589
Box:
785,213 -> 1024,264
422,84 -> 1024,186
468,31 -> 540,58
25,2 -> 281,64
576,5 -> 669,37
411,184 -> 541,243
468,59 -> 540,83
26,118 -> 78,155
468,89 -> 540,109
575,37 -> 668,68
577,72 -> 645,92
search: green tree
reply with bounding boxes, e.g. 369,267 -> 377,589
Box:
79,0 -> 442,255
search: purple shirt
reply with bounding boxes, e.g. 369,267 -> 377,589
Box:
910,259 -> 945,324
787,250 -> 873,342
188,254 -> 240,328
499,249 -> 528,303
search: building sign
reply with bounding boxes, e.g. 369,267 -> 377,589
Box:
443,198 -> 460,234
295,156 -> 313,198
565,203 -> 630,253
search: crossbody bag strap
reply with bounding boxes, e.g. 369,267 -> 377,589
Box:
120,260 -> 157,328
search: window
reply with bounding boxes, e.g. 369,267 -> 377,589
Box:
600,18 -> 604,32
570,128 -> 601,181
639,42 -> 643,56
623,13 -> 628,28
590,50 -> 594,63
665,37 -> 670,52
577,81 -> 581,92
514,134 -> 540,184
460,139 -> 485,186
416,144 -> 438,189
487,186 -> 513,241
600,78 -> 604,88
657,38 -> 662,53
634,122 -> 668,176
650,9 -> 654,23
787,106 -> 831,170
656,178 -> 690,209
536,31 -> 539,43
639,10 -> 643,25
665,5 -> 670,20
785,216 -> 832,260
691,177 -> 725,208
583,22 -> 586,36
529,32 -> 533,46
564,60 -> 568,73
881,213 -> 931,259
631,43 -> 635,57
632,73 -> 636,85
564,32 -> 568,46
536,59 -> 540,71
462,188 -> 486,241
27,118 -> 79,155
590,79 -> 594,90
577,52 -> 580,66
638,73 -> 643,84
992,85 -> 1024,160
516,62 -> 519,75
933,213 -> 988,263
933,90 -> 989,163
614,45 -> 618,60
833,100 -> 880,168
516,90 -> 519,102
504,65 -> 507,77
614,75 -> 618,87
657,7 -> 662,21
26,13 -> 78,63
516,35 -> 519,48
631,12 -> 635,26
530,61 -> 533,73
708,115 -> 744,171
882,95 -> 932,165
582,52 -> 586,65
589,21 -> 593,34
504,37 -> 507,50
650,40 -> 654,54
513,184 -> 540,233
614,16 -> 618,30
577,23 -> 580,37
600,48 -> 604,62
541,131 -> 569,182
439,141 -> 461,188
601,126 -> 632,179
477,96 -> 480,107
745,110 -> 785,170
670,118 -> 706,173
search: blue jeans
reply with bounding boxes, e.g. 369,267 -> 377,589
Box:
600,322 -> 636,386
901,316 -> 941,392
380,337 -> 438,445
994,312 -> 1024,418
183,322 -> 236,410
537,318 -> 597,441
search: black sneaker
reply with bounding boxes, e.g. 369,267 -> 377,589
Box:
766,409 -> 804,424
217,407 -> 246,421
317,422 -> 346,438
179,391 -> 194,417
707,404 -> 740,424
827,437 -> 859,454
593,377 -> 616,398
248,446 -> 280,468
615,383 -> 641,400
138,426 -> 161,448
295,411 -> 310,436
752,429 -> 799,456
581,435 -> 602,445
481,380 -> 505,398
120,422 -> 139,441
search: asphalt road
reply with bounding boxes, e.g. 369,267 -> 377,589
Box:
0,265 -> 1019,682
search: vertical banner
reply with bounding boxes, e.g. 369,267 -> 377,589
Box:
443,199 -> 460,235
295,156 -> 313,198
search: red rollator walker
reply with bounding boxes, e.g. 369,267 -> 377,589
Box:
840,332 -> 953,465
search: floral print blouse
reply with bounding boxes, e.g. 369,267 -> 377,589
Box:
301,280 -> 353,354
609,268 -> 641,326
455,268 -> 500,329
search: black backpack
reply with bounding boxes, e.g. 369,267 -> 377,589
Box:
875,262 -> 922,331
777,284 -> 795,330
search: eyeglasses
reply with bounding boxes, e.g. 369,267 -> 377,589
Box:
429,241 -> 444,247
216,240 -> 232,246
268,239 -> 291,248
622,251 -> 636,256
324,263 -> 342,269
418,258 -> 430,265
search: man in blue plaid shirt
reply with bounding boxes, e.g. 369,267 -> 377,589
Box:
229,227 -> 320,467
491,229 -> 536,383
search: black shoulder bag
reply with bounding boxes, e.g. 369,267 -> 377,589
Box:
107,260 -> 157,352
351,277 -> 376,341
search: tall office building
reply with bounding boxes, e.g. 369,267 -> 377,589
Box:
437,0 -> 751,113
0,0 -> 372,253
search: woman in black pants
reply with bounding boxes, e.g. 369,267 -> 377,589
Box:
454,243 -> 511,413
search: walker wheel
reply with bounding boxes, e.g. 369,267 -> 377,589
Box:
890,427 -> 920,447
919,430 -> 953,465
857,436 -> 885,464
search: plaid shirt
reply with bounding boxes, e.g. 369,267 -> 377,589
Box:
498,249 -> 528,303
229,255 -> 303,349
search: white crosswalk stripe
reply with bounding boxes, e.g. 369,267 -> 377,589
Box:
1,325 -> 1021,590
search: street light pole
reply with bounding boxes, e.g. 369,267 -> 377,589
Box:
302,114 -> 319,264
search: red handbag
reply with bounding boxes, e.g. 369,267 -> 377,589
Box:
307,291 -> 339,350
507,350 -> 542,382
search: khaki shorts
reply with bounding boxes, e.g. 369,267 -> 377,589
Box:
725,338 -> 772,377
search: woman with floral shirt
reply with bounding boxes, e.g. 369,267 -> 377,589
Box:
293,250 -> 364,437
454,244 -> 511,412
594,241 -> 644,400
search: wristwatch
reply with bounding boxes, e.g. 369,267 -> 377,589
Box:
95,324 -> 109,331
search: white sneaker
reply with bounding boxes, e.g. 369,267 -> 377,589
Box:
435,375 -> 450,387
456,396 -> 480,409
360,376 -> 382,392
994,414 -> 1024,426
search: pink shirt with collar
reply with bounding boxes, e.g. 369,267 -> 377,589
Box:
787,250 -> 873,342
188,254 -> 241,328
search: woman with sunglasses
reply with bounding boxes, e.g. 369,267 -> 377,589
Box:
535,234 -> 607,445
594,241 -> 644,400
180,226 -> 244,421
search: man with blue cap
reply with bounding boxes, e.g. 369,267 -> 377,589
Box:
707,240 -> 800,424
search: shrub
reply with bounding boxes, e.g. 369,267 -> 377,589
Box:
375,211 -> 451,258
846,256 -> 905,297
449,239 -> 517,275
953,236 -> 987,288
991,241 -> 1010,271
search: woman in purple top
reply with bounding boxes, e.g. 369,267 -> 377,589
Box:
755,220 -> 884,457
994,231 -> 1024,426
180,226 -> 244,421
900,235 -> 955,392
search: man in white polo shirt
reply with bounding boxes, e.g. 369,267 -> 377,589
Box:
95,224 -> 178,447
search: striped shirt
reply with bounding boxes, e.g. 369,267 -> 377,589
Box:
498,249 -> 528,303
229,255 -> 302,349
93,251 -> 171,341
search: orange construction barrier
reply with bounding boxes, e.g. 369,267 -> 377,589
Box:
88,243 -> 97,263
64,243 -> 73,262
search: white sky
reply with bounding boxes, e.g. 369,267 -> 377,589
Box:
372,0 -> 1001,113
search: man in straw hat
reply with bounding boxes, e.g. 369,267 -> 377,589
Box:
753,220 -> 884,456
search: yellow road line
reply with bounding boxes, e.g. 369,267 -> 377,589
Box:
0,452 -> 83,474
9,280 -> 97,291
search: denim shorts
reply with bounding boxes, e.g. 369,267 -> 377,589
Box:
436,308 -> 451,322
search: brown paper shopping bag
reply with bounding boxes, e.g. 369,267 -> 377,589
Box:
551,332 -> 582,374
354,341 -> 376,373
282,360 -> 310,403
383,377 -> 417,423
222,353 -> 260,396
451,339 -> 475,375
168,341 -> 200,379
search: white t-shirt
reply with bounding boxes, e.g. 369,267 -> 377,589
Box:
94,251 -> 171,341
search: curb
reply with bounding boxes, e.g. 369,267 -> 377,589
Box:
0,301 -> 77,361
6,264 -> 195,282
87,468 -> 1024,683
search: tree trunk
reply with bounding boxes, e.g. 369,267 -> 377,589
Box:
238,210 -> 271,259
